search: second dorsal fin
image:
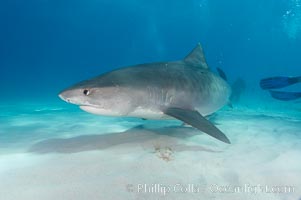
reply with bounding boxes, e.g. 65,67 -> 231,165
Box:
184,43 -> 209,69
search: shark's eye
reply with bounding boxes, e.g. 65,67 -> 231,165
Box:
83,89 -> 90,96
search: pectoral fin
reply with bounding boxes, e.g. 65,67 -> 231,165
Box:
164,107 -> 231,144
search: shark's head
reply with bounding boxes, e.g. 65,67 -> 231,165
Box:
59,78 -> 133,116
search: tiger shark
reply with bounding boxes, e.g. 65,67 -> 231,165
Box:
59,44 -> 232,144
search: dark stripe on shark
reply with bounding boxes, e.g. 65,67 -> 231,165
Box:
164,107 -> 231,144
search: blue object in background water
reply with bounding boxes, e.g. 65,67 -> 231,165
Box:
260,76 -> 301,90
260,76 -> 301,100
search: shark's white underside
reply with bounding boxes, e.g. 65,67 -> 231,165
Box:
80,103 -> 220,120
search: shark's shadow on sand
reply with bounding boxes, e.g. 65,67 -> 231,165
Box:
29,126 -> 221,154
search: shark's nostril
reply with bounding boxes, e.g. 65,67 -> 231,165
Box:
66,98 -> 71,103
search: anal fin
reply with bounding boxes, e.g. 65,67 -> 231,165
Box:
164,107 -> 231,144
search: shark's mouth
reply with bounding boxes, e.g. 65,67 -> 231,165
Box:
79,106 -> 120,116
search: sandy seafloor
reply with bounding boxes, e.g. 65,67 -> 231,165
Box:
0,102 -> 301,200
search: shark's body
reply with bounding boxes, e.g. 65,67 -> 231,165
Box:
59,44 -> 232,143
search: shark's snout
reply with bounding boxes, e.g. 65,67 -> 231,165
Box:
59,88 -> 90,106
58,91 -> 72,103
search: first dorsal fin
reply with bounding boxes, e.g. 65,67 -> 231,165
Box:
184,43 -> 209,69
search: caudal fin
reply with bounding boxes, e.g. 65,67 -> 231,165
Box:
269,90 -> 301,101
260,76 -> 301,90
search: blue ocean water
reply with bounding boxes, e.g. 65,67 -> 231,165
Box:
0,1 -> 301,200
1,0 -> 301,102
